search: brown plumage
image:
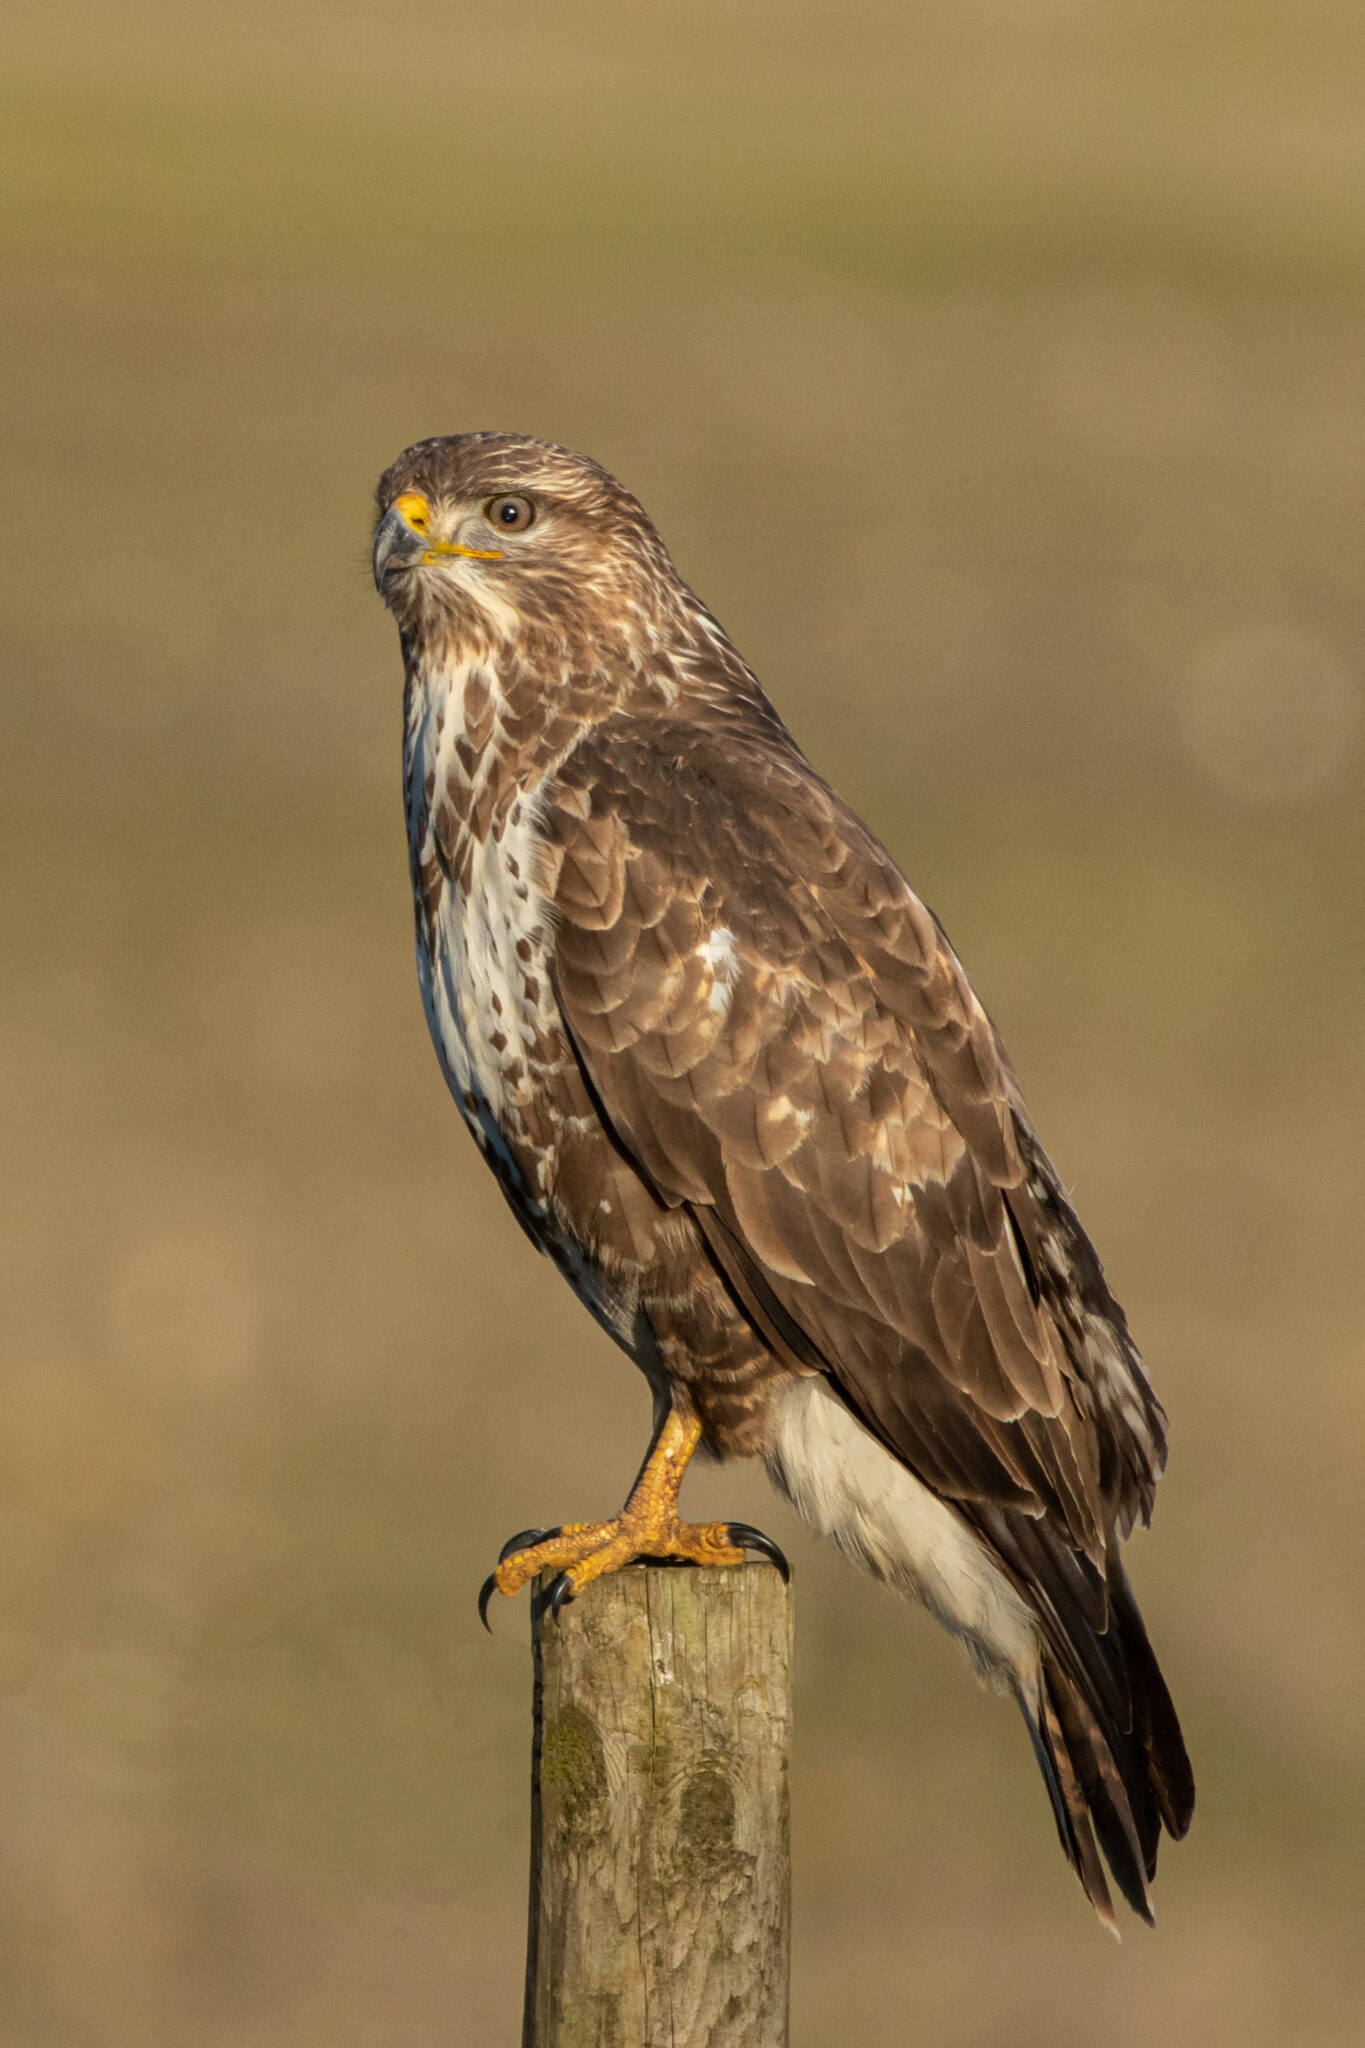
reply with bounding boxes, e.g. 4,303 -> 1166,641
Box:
372,432 -> 1194,1927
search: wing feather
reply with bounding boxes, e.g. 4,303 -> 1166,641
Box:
544,719 -> 1167,1564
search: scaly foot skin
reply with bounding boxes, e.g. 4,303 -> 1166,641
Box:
478,1515 -> 790,1628
477,1408 -> 791,1627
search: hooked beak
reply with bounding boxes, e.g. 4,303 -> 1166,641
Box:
372,491 -> 503,594
372,503 -> 424,591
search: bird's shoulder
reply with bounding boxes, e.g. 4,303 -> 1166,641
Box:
539,706 -> 1020,1184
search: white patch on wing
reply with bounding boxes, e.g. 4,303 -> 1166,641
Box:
706,924 -> 739,1016
764,1378 -> 1039,1690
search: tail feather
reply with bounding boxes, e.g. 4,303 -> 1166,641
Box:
1031,1671 -> 1113,1925
978,1507 -> 1194,1927
1107,1559 -> 1195,1842
762,1377 -> 1192,1926
1040,1656 -> 1155,1924
982,1507 -> 1129,1729
1021,1686 -> 1117,1931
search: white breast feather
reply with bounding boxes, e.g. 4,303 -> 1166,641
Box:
406,661 -> 559,1209
406,660 -> 658,1362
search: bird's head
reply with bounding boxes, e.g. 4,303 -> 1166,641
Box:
373,433 -> 675,662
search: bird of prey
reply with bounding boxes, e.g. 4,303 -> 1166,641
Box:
371,432 -> 1194,1927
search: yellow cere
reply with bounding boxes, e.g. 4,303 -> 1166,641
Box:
392,490 -> 431,532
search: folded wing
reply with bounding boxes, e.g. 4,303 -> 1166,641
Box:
542,719 -> 1166,1558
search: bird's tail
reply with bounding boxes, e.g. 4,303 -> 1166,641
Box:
1017,1553 -> 1194,1932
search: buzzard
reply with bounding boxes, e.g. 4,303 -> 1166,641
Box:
372,433 -> 1193,1927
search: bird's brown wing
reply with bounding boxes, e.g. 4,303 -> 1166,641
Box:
540,717 -> 1168,1565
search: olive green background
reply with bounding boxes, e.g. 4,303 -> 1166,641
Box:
2,4 -> 1363,2042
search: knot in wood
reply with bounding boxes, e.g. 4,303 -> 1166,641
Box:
542,1701 -> 607,1843
678,1761 -> 739,1876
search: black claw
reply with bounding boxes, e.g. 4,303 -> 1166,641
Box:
497,1526 -> 557,1566
481,1528 -> 567,1633
728,1523 -> 791,1582
547,1572 -> 576,1622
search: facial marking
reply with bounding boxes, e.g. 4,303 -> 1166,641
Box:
423,539 -> 505,564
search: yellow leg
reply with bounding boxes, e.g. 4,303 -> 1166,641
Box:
481,1409 -> 784,1621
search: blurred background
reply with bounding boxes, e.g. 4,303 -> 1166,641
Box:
2,3 -> 1363,2042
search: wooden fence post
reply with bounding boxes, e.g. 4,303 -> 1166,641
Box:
523,1561 -> 793,2048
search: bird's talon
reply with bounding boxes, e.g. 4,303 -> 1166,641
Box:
728,1522 -> 791,1581
476,1452 -> 773,1633
497,1526 -> 556,1565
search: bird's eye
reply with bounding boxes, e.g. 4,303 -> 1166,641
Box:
485,495 -> 536,533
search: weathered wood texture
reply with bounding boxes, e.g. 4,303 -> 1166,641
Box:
524,1562 -> 793,2048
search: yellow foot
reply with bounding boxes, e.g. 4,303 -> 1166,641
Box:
478,1515 -> 789,1627
477,1410 -> 789,1627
